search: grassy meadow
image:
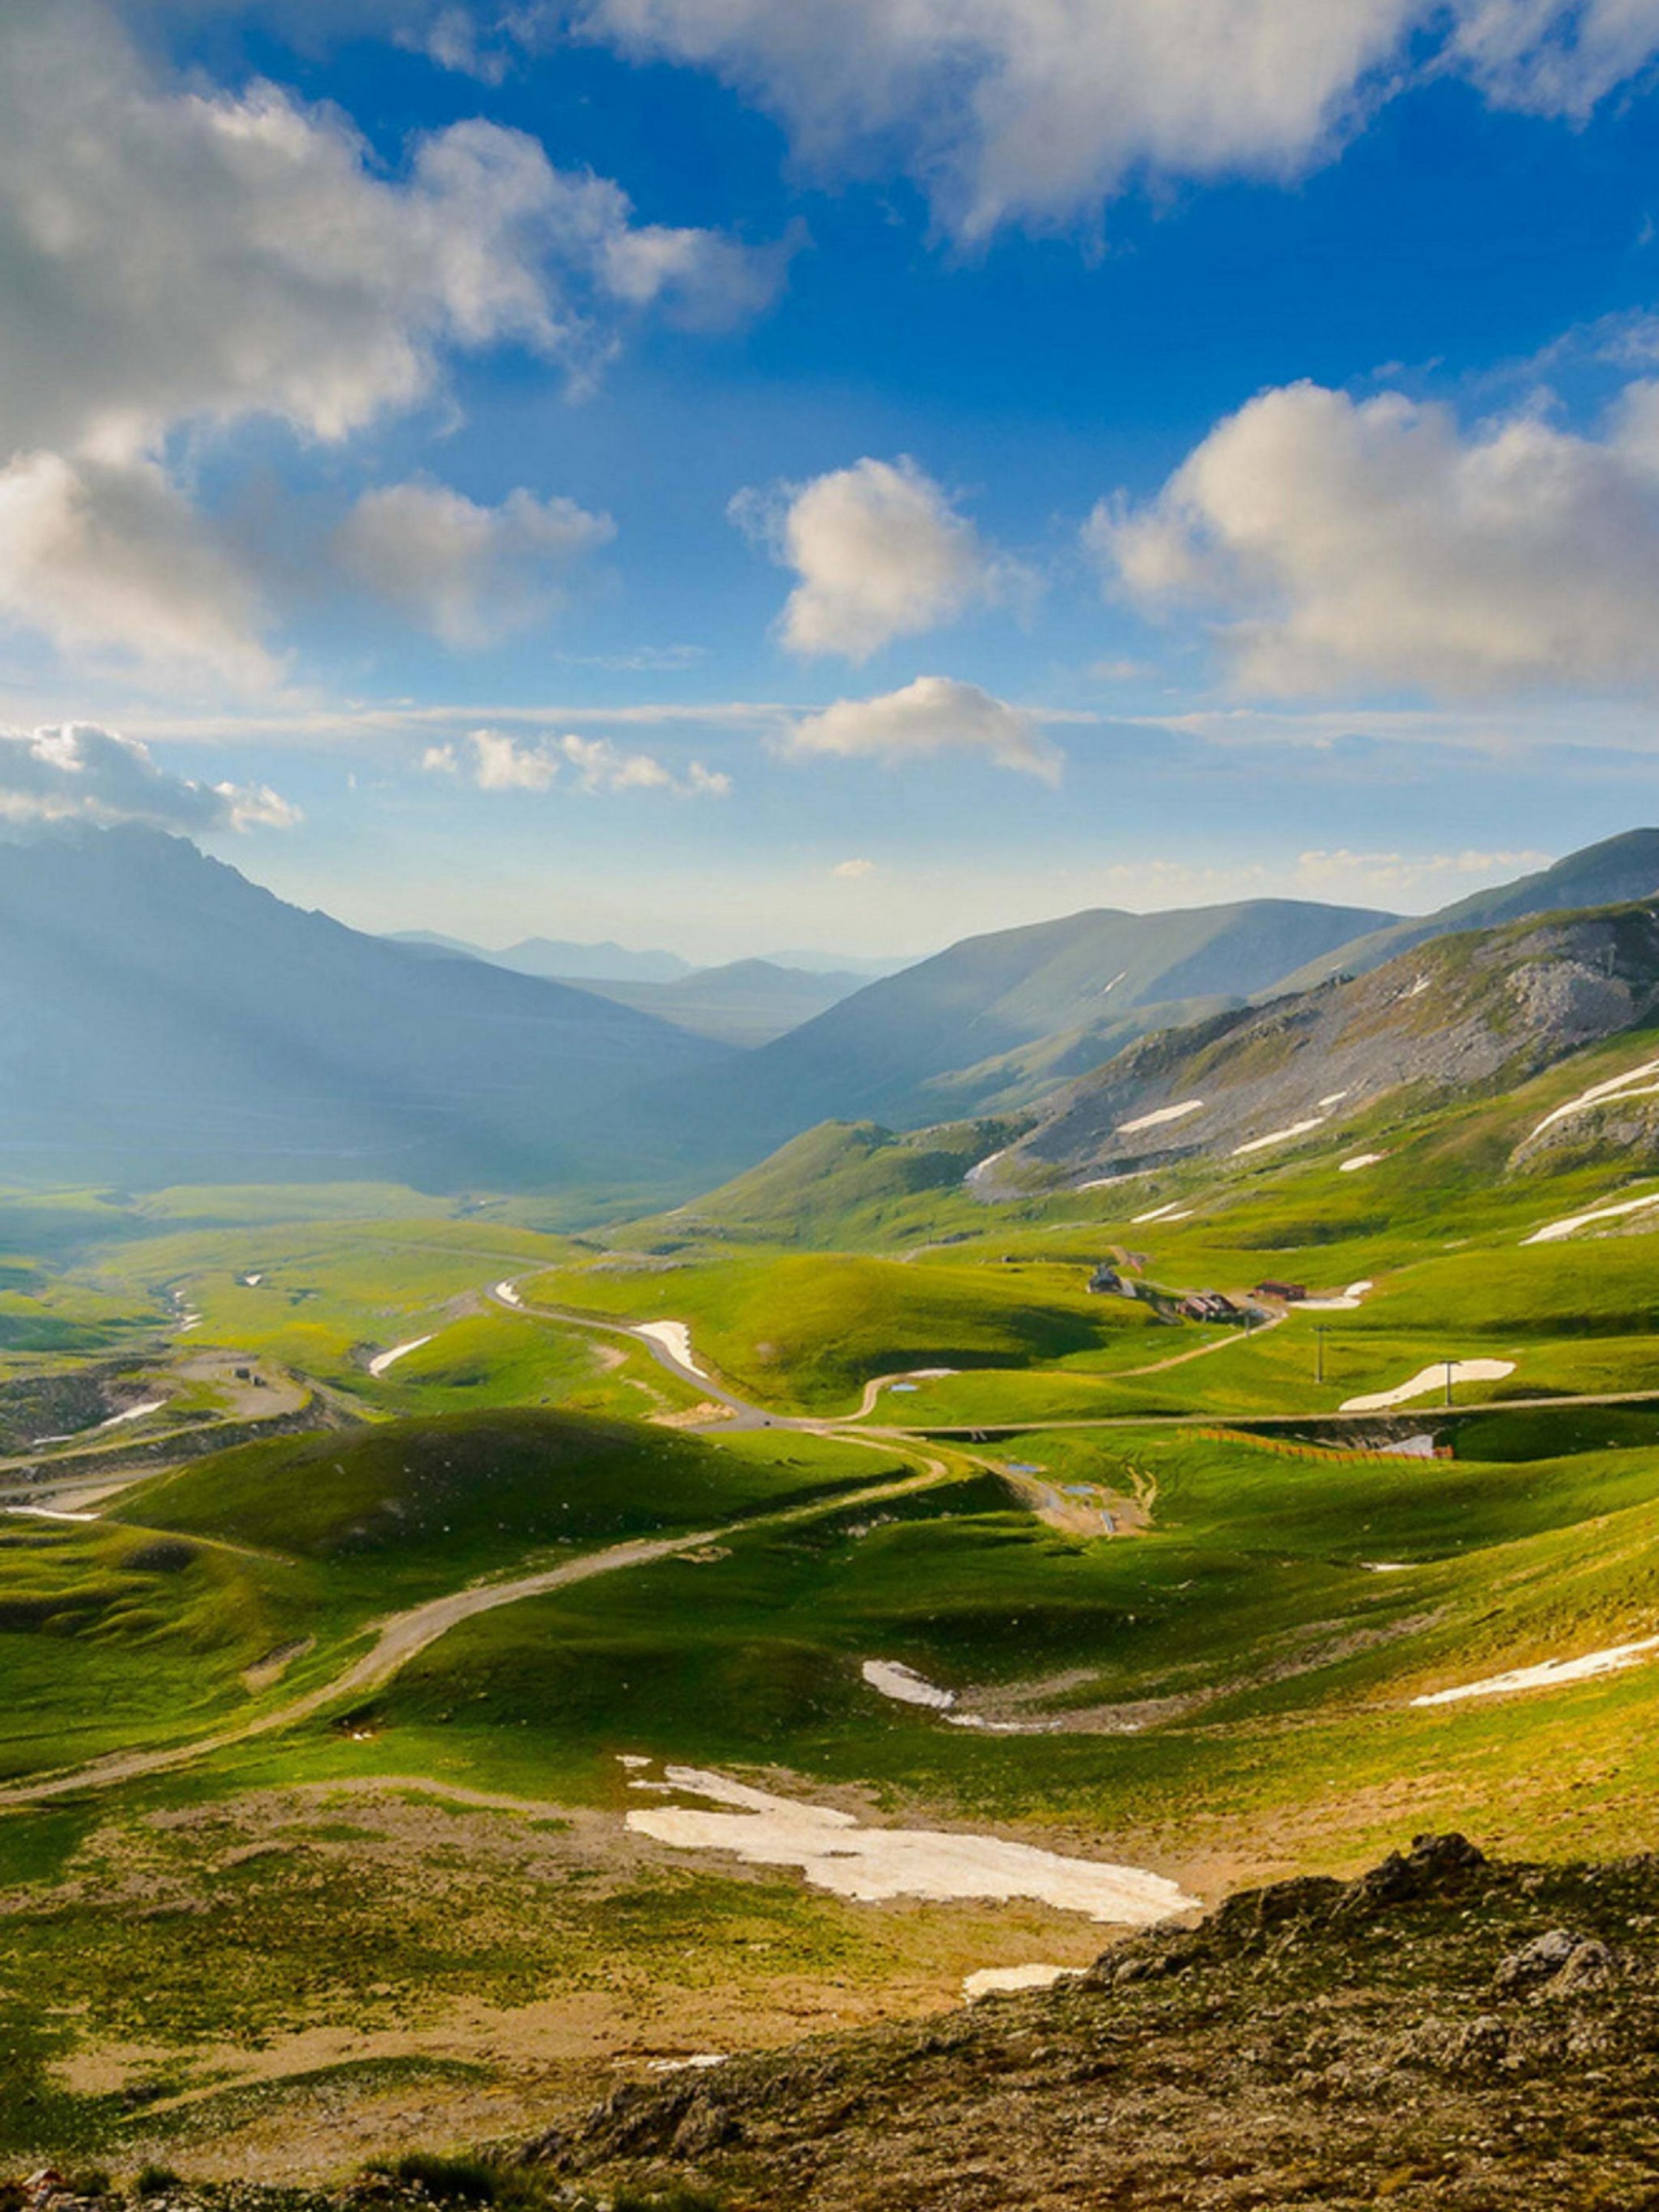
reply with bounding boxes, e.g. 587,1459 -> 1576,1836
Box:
7,1024 -> 1659,2174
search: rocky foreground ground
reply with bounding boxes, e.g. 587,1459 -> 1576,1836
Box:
13,1834 -> 1659,2211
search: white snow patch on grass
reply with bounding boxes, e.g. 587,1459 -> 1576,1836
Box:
628,1767 -> 1196,1921
96,1399 -> 167,1430
966,1147 -> 1009,1186
1411,1635 -> 1659,1707
1232,1117 -> 1327,1157
862,1659 -> 956,1711
1132,1201 -> 1189,1225
494,1280 -> 523,1306
1118,1099 -> 1204,1136
635,1320 -> 707,1378
1529,1055 -> 1659,1141
964,1963 -> 1084,2002
1339,1153 -> 1386,1173
368,1337 -> 433,1378
1340,1359 -> 1514,1413
1318,1091 -> 1350,1109
7,1505 -> 100,1523
1523,1190 -> 1659,1245
1293,1280 -> 1374,1312
646,2053 -> 728,2074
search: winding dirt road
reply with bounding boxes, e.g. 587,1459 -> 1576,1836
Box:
0,1458 -> 948,1811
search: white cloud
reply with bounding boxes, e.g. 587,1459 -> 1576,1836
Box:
0,450 -> 273,683
469,728 -> 564,790
412,5 -> 515,81
571,0 -> 1659,239
780,676 -> 1062,781
443,726 -> 731,794
1093,378 -> 1659,699
1291,846 -> 1553,903
831,857 -> 877,877
337,480 -> 614,646
0,3 -> 779,678
733,456 -> 1009,661
0,723 -> 300,833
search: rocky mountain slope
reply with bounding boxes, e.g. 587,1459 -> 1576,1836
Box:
0,829 -> 726,1189
998,899 -> 1659,1188
632,896 -> 1398,1174
528,1833 -> 1659,2211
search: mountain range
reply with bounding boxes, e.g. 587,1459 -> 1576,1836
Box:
5,824 -> 1659,1195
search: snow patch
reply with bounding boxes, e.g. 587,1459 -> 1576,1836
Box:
966,1147 -> 1009,1186
1529,1054 -> 1659,1141
1340,1359 -> 1514,1413
1339,1153 -> 1386,1173
626,1765 -> 1196,1922
96,1399 -> 166,1430
1412,1634 -> 1659,1707
964,1963 -> 1084,2002
494,1280 -> 524,1306
635,1320 -> 707,1379
1118,1099 -> 1204,1136
646,2053 -> 728,2075
1132,1201 -> 1189,1225
862,1659 -> 957,1711
1523,1190 -> 1659,1245
1232,1117 -> 1327,1157
368,1337 -> 433,1378
1318,1091 -> 1350,1109
1293,1280 -> 1374,1312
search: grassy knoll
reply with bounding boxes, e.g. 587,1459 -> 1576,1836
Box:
0,1519 -> 329,1783
0,1415 -> 904,1790
522,1249 -> 1163,1413
111,1411 -> 889,1597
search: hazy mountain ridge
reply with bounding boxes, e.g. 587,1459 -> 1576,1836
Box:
0,829 -> 727,1188
571,958 -> 869,1047
630,896 -> 1402,1174
1273,829 -> 1659,994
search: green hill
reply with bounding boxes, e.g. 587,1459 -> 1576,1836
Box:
111,1408 -> 863,1582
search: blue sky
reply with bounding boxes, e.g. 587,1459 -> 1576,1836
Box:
5,1 -> 1659,958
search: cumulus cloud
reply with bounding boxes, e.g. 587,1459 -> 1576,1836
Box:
0,451 -> 273,684
337,480 -> 614,646
0,723 -> 300,833
734,456 -> 1009,659
441,727 -> 731,794
831,857 -> 877,877
1092,378 -> 1659,699
779,676 -> 1062,781
570,0 -> 1659,238
0,3 -> 780,677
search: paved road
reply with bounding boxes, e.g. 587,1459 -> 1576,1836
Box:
0,1458 -> 948,1810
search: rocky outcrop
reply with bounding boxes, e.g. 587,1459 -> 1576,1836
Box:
994,902 -> 1659,1189
530,1831 -> 1659,2210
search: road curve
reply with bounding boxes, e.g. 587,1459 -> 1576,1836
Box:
0,1459 -> 948,1811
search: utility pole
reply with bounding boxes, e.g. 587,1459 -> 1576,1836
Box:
1444,1357 -> 1455,1407
1315,1324 -> 1326,1385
